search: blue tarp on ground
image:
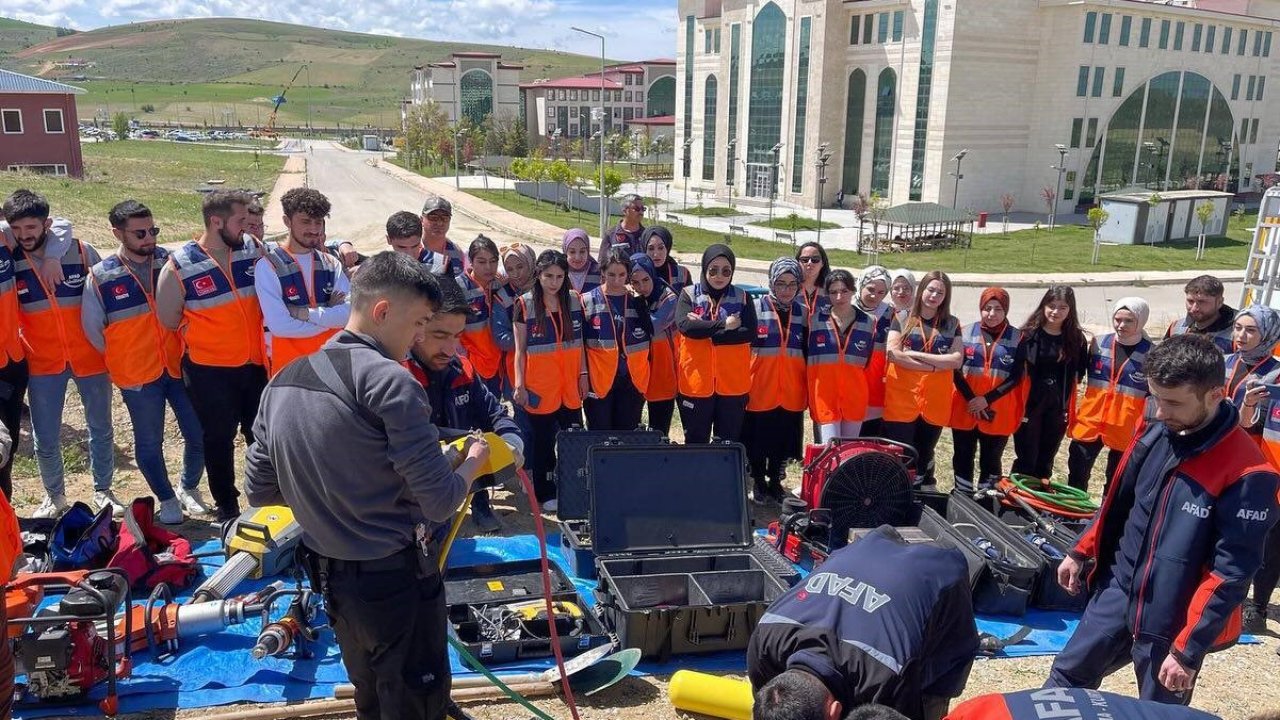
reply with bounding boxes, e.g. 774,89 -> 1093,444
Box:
10,533 -> 1261,717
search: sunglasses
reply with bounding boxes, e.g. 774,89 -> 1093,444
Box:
797,256 -> 823,265
706,267 -> 733,277
627,205 -> 645,213
130,227 -> 162,239
425,213 -> 452,222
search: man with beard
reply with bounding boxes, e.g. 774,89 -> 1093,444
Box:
1164,275 -> 1235,355
2,190 -> 114,518
1048,334 -> 1280,704
157,190 -> 267,522
255,188 -> 350,376
82,200 -> 205,524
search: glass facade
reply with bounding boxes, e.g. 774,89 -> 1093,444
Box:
842,69 -> 866,195
647,76 -> 676,117
792,17 -> 812,193
702,75 -> 718,181
871,68 -> 896,194
909,0 -> 939,200
459,70 -> 493,126
746,2 -> 785,165
684,15 -> 694,138
728,24 -> 741,186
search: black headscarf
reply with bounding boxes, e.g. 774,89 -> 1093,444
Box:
701,243 -> 736,301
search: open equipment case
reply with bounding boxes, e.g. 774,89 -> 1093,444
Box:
971,494 -> 1090,612
589,443 -> 790,660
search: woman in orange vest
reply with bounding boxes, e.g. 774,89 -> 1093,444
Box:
744,258 -> 807,502
1230,304 -> 1280,633
883,270 -> 964,486
512,249 -> 587,511
629,252 -> 680,436
1065,297 -> 1152,492
950,287 -> 1027,494
856,266 -> 893,438
644,226 -> 692,295
457,236 -> 511,396
796,241 -> 831,317
807,269 -> 878,445
676,244 -> 757,443
582,248 -> 652,431
563,228 -> 601,294
1011,286 -> 1090,481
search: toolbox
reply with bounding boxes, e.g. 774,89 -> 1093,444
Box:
980,500 -> 1088,612
555,427 -> 667,580
589,443 -> 789,660
445,559 -> 613,664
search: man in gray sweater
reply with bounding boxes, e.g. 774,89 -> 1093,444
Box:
245,251 -> 489,720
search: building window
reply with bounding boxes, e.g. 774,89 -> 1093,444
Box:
570,89 -> 578,101
1205,25 -> 1215,53
1114,68 -> 1125,97
459,70 -> 494,126
6,164 -> 65,175
878,13 -> 889,43
1070,118 -> 1083,148
747,2 -> 786,167
1192,24 -> 1202,51
1239,29 -> 1247,56
1140,18 -> 1151,48
714,29 -> 721,53
624,107 -> 634,122
1247,75 -> 1256,101
1259,76 -> 1267,101
42,109 -> 64,134
791,17 -> 812,193
1159,19 -> 1170,49
635,90 -> 644,103
851,15 -> 861,44
1241,117 -> 1250,144
684,15 -> 695,139
1065,171 -> 1076,200
871,68 -> 896,194
1256,30 -> 1265,56
547,106 -> 555,117
557,106 -> 568,131
703,75 -> 718,181
1173,21 -> 1184,50
558,90 -> 566,101
1252,117 -> 1260,143
1222,27 -> 1232,54
1092,67 -> 1105,98
1077,66 -> 1090,97
1266,31 -> 1273,57
1099,14 -> 1111,44
909,0 -> 939,201
592,90 -> 600,102
625,91 -> 632,102
646,77 -> 674,117
1120,15 -> 1131,46
728,23 -> 741,184
569,124 -> 578,138
1086,118 -> 1098,147
1084,11 -> 1097,43
1232,74 -> 1241,100
1,109 -> 21,134
863,14 -> 874,44
842,69 -> 866,195
705,28 -> 712,53
892,11 -> 904,42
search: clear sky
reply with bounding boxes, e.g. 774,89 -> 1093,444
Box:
11,0 -> 677,61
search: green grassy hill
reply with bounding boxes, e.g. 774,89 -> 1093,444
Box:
0,17 -> 67,55
0,16 -> 611,128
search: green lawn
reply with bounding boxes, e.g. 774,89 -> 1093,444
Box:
751,215 -> 840,231
677,206 -> 741,218
6,140 -> 285,249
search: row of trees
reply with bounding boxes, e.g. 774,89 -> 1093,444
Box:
400,102 -> 530,173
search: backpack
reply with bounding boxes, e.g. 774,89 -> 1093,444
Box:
49,502 -> 116,571
107,497 -> 198,591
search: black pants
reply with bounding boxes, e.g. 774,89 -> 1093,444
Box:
584,379 -> 644,432
1066,439 -> 1124,492
882,419 -> 945,486
861,417 -> 884,439
678,393 -> 748,443
647,399 -> 675,436
527,406 -> 582,502
182,359 -> 267,515
0,359 -> 29,499
1012,403 -> 1067,480
951,428 -> 1009,495
1250,525 -> 1280,614
310,546 -> 449,720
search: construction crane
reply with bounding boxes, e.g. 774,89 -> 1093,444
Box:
251,64 -> 307,139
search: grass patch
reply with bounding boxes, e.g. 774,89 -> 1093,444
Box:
5,140 -> 284,248
676,206 -> 741,218
750,214 -> 840,231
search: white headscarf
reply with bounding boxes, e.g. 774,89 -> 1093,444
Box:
1112,296 -> 1151,338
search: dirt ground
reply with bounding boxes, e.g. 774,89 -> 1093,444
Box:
8,392 -> 1280,720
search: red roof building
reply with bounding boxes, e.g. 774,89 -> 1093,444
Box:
519,60 -> 677,142
0,69 -> 85,178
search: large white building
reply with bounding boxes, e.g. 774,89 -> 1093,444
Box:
407,52 -> 523,125
675,0 -> 1280,215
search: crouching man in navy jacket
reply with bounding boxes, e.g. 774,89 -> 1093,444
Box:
747,525 -> 978,720
1049,334 -> 1280,704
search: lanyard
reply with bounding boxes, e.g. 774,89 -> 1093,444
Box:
765,296 -> 790,350
468,271 -> 494,317
829,307 -> 858,361
607,292 -> 628,357
804,289 -> 822,317
976,325 -> 1003,377
1227,355 -> 1268,398
916,316 -> 941,353
1107,338 -> 1136,390
546,305 -> 565,349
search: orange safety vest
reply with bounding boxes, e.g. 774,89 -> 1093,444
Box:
863,303 -> 892,416
676,284 -> 752,398
884,314 -> 961,426
0,246 -> 24,365
582,287 -> 651,398
1226,354 -> 1280,470
458,271 -> 504,381
1068,333 -> 1153,450
747,295 -> 807,413
805,305 -> 876,423
13,241 -> 106,377
496,281 -> 524,390
171,239 -> 266,368
644,287 -> 680,402
950,322 -> 1026,436
262,245 -> 342,376
91,250 -> 184,387
517,291 -> 585,415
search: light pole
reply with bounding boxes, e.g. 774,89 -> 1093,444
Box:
572,26 -> 608,243
768,142 -> 784,225
453,128 -> 465,189
815,143 -> 832,242
949,149 -> 968,209
682,137 -> 694,209
1051,144 -> 1068,230
726,138 -> 737,211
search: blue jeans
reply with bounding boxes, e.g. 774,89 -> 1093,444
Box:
119,374 -> 204,501
27,369 -> 114,496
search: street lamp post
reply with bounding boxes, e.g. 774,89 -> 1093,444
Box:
726,138 -> 737,211
815,143 -> 832,242
1051,144 -> 1069,230
453,129 -> 465,189
682,138 -> 694,210
768,142 -> 784,225
572,26 -> 608,244
949,149 -> 968,209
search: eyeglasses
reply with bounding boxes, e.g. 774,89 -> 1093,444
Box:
772,281 -> 799,290
425,213 -> 451,222
627,205 -> 645,213
130,227 -> 161,239
706,268 -> 733,277
797,256 -> 823,265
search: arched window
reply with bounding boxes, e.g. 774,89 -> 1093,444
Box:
842,69 -> 867,194
746,2 -> 785,165
459,70 -> 493,126
648,76 -> 676,117
703,75 -> 718,180
871,68 -> 897,194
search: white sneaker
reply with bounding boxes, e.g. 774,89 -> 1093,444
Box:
175,486 -> 212,515
541,498 -> 558,513
31,494 -> 67,519
157,497 -> 184,525
93,490 -> 126,518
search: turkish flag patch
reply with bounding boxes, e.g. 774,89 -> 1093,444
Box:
192,275 -> 217,297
